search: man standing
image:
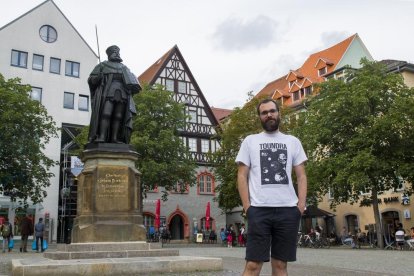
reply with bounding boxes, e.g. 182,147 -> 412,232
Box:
34,218 -> 45,252
1,218 -> 13,253
88,45 -> 141,144
236,99 -> 307,276
19,214 -> 33,253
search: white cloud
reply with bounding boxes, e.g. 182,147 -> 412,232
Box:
212,15 -> 280,51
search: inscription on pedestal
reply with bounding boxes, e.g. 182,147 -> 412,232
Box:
97,173 -> 128,199
96,166 -> 130,212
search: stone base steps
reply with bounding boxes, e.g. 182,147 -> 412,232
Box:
12,256 -> 223,276
44,248 -> 179,260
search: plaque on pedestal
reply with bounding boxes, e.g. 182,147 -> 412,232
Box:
71,144 -> 146,243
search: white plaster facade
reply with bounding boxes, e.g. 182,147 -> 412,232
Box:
0,0 -> 98,241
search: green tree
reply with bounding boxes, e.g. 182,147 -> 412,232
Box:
213,93 -> 296,212
131,84 -> 197,200
293,59 -> 414,248
0,74 -> 58,206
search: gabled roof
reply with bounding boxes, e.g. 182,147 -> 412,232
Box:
138,46 -> 175,84
256,75 -> 288,99
299,33 -> 356,82
0,0 -> 98,58
315,57 -> 334,68
289,82 -> 301,93
256,33 -> 361,107
286,70 -> 304,81
138,45 -> 219,127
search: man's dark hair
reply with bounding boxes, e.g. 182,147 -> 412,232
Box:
106,45 -> 120,56
256,98 -> 279,115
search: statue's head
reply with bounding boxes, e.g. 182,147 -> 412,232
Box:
106,45 -> 123,62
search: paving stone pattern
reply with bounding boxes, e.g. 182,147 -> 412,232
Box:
1,244 -> 412,276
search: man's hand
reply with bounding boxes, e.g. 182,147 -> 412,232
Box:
297,202 -> 306,215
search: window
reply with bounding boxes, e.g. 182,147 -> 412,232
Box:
32,54 -> 44,71
292,91 -> 300,101
78,95 -> 89,111
165,79 -> 174,91
30,87 -> 42,102
50,57 -> 61,74
11,50 -> 28,68
198,173 -> 214,194
304,86 -> 312,96
178,81 -> 186,93
65,61 -> 80,77
63,92 -> 74,109
39,25 -> 57,43
188,108 -> 197,123
201,139 -> 210,153
318,67 -> 327,76
171,182 -> 189,194
188,138 -> 197,152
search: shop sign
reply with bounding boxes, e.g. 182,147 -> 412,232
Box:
383,196 -> 399,204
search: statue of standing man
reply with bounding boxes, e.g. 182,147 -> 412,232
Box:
88,45 -> 141,144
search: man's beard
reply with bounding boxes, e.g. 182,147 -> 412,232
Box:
261,117 -> 280,132
110,56 -> 123,62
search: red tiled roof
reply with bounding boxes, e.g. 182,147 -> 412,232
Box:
211,107 -> 232,122
256,75 -> 289,99
138,46 -> 176,84
256,33 -> 358,107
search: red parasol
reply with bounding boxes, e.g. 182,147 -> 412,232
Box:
155,199 -> 160,230
205,201 -> 211,230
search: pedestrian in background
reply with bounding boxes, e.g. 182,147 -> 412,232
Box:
34,218 -> 45,252
19,214 -> 33,253
1,218 -> 13,253
236,98 -> 307,276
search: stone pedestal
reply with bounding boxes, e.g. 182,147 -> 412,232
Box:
72,143 -> 146,243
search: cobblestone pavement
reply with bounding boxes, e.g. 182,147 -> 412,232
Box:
1,244 -> 412,275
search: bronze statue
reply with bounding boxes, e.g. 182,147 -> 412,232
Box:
88,45 -> 141,144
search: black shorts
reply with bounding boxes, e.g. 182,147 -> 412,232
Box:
245,206 -> 301,262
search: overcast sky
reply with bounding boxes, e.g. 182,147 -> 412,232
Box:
1,0 -> 413,109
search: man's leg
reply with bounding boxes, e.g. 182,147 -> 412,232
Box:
110,102 -> 126,143
19,236 -> 23,252
243,260 -> 263,276
271,258 -> 287,276
7,237 -> 11,252
36,236 -> 39,252
40,237 -> 44,252
96,100 -> 114,142
2,238 -> 5,253
22,235 -> 28,252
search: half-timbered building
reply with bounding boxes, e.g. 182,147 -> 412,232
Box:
138,45 -> 226,241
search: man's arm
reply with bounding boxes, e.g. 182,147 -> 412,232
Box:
294,163 -> 307,214
237,163 -> 251,212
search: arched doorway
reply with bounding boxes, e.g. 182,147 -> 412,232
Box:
382,211 -> 400,240
169,214 -> 184,240
345,214 -> 358,235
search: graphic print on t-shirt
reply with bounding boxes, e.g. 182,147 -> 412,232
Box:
260,143 -> 288,185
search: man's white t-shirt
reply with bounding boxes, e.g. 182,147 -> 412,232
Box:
236,131 -> 307,207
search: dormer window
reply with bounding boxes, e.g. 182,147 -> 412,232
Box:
304,86 -> 312,96
292,91 -> 300,101
289,80 -> 295,88
318,67 -> 327,76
